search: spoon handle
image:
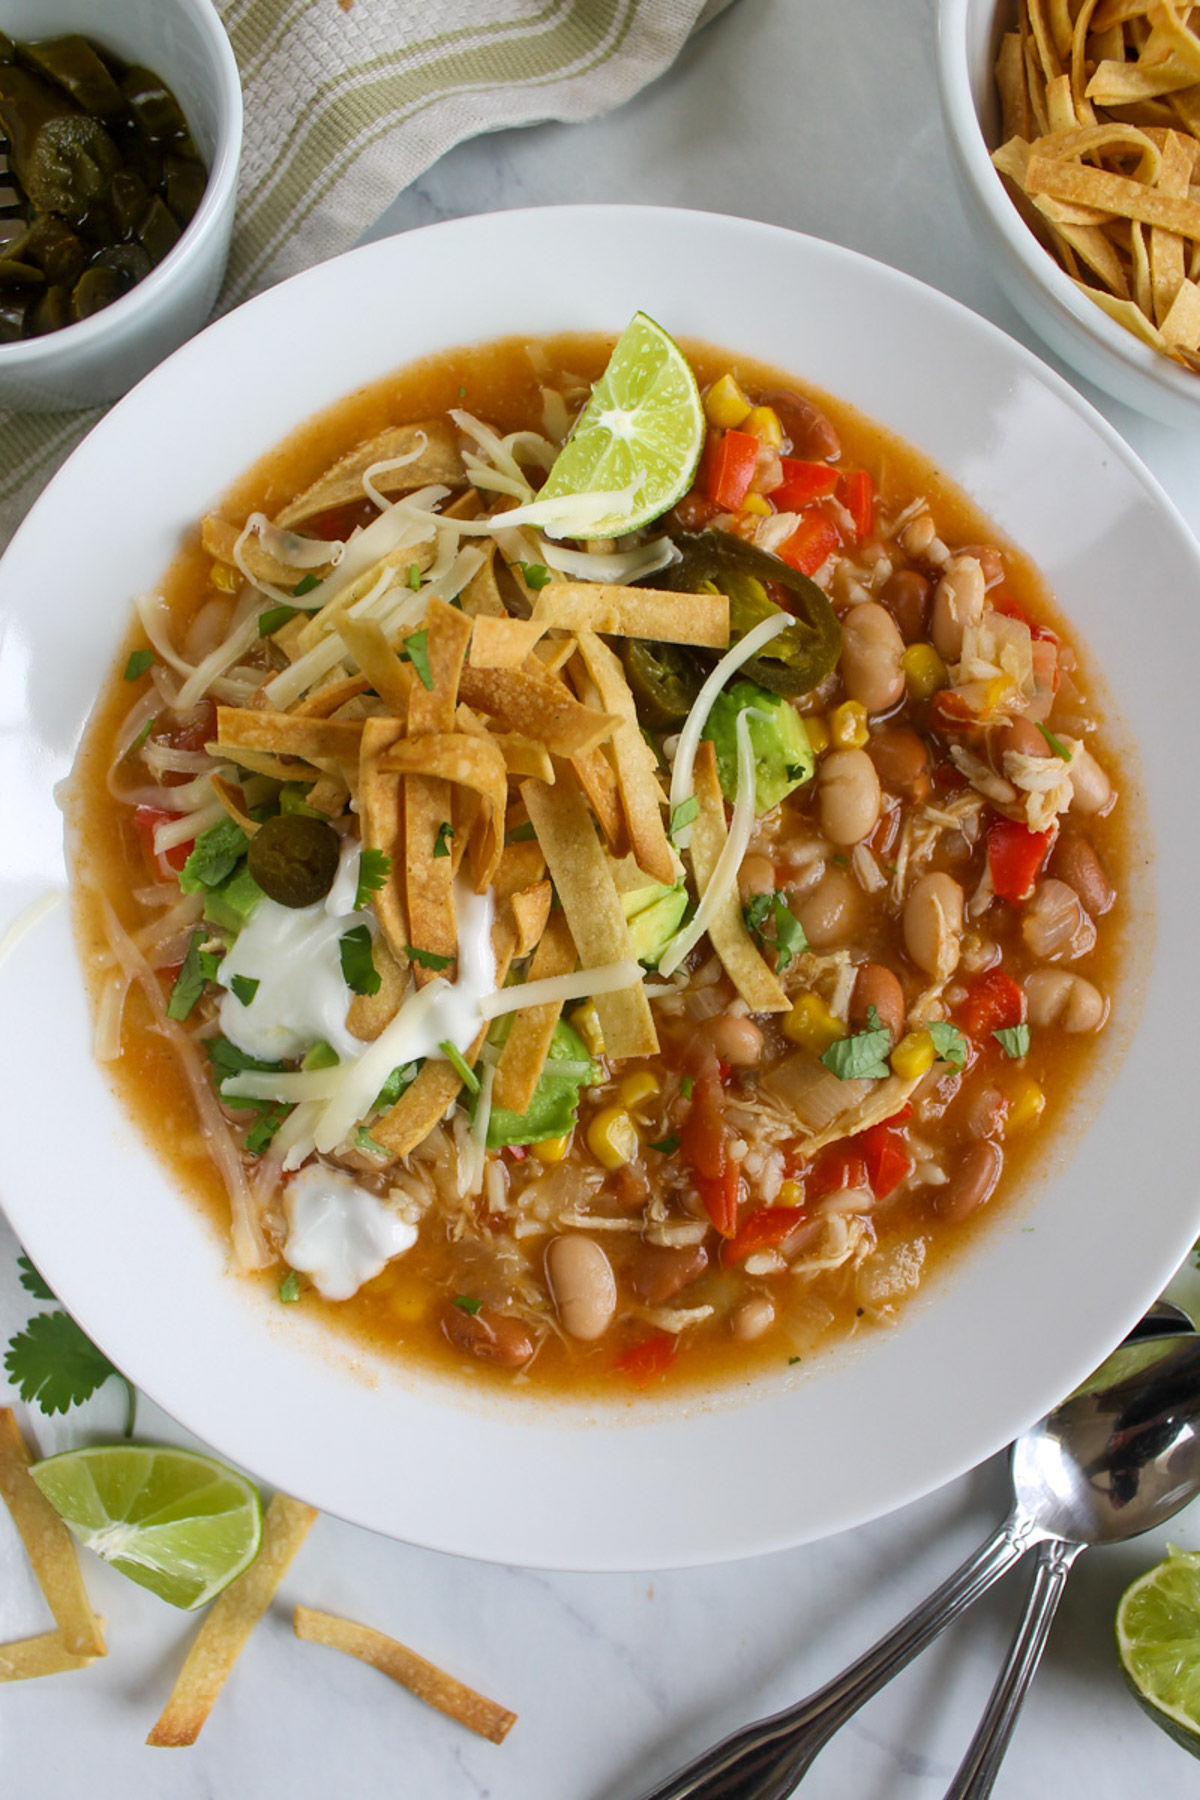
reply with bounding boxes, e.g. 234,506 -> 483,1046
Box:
637,1511 -> 1042,1800
943,1536 -> 1084,1800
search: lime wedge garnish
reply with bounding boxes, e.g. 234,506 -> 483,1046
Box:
29,1444 -> 263,1611
535,312 -> 704,539
1116,1544 -> 1200,1756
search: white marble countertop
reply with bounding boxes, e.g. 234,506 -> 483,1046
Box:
5,1 -> 1200,1794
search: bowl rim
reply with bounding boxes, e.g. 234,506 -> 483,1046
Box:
936,0 -> 1200,417
0,0 -> 243,369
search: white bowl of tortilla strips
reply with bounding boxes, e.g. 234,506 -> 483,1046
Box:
0,204 -> 1196,1570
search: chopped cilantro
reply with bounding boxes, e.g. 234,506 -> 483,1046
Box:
5,1305 -> 135,1434
517,561 -> 552,590
229,974 -> 260,1007
355,847 -> 391,909
408,562 -> 422,591
788,1356 -> 802,1366
669,796 -> 699,840
293,573 -> 321,597
680,1074 -> 694,1101
167,930 -> 220,1021
123,648 -> 154,681
17,1255 -> 54,1301
994,1024 -> 1031,1059
206,1037 -> 287,1086
821,1006 -> 891,1081
927,1020 -> 968,1069
278,1271 -> 302,1303
128,715 -> 156,755
649,1135 -> 680,1155
375,1061 -> 419,1108
401,629 -> 434,690
259,603 -> 298,635
433,821 -> 454,859
340,926 -> 381,996
1035,722 -> 1071,761
453,1296 -> 482,1316
439,1040 -> 480,1095
354,1126 -> 391,1157
178,818 -> 249,895
507,821 -> 538,844
743,890 -> 808,973
245,1104 -> 290,1155
404,944 -> 452,972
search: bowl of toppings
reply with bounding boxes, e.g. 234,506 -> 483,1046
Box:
938,0 -> 1200,427
0,205 -> 1196,1569
0,0 -> 241,410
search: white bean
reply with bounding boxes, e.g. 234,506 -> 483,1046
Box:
931,555 -> 985,661
818,748 -> 881,845
546,1235 -> 617,1341
1021,879 -> 1096,963
839,602 -> 905,714
1024,969 -> 1107,1032
797,865 -> 865,948
732,1296 -> 775,1341
1069,746 -> 1114,816
903,872 -> 964,979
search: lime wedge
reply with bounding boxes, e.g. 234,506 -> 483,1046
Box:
29,1444 -> 263,1611
1116,1543 -> 1200,1756
536,312 -> 704,539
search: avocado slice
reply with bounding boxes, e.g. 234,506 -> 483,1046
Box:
701,679 -> 814,813
621,880 -> 688,968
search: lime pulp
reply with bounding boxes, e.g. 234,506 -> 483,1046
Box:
1116,1543 -> 1200,1756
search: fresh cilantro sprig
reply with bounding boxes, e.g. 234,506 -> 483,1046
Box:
401,629 -> 434,691
515,561 -> 552,591
743,890 -> 808,972
167,931 -> 222,1022
669,797 -> 699,842
994,1024 -> 1031,1059
339,926 -> 381,996
927,1020 -> 968,1069
821,1005 -> 891,1081
5,1256 -> 136,1435
178,818 -> 249,895
123,648 -> 154,681
229,974 -> 259,1007
355,848 -> 391,910
405,944 -> 452,972
439,1040 -> 480,1095
433,822 -> 454,860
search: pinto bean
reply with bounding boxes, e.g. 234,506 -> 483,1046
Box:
1049,833 -> 1114,917
880,568 -> 932,643
796,866 -> 865,948
903,872 -> 965,979
934,1141 -> 1002,1221
1069,746 -> 1114,816
440,1301 -> 534,1367
931,555 -> 986,661
1021,879 -> 1096,962
839,603 -> 906,714
955,542 -> 1005,586
732,1296 -> 776,1341
1024,968 -> 1107,1032
546,1235 -> 617,1342
760,387 -> 840,460
738,852 -> 776,902
703,1014 -> 764,1067
850,962 -> 906,1043
629,1242 -> 710,1306
868,725 -> 930,797
994,715 -> 1053,767
818,748 -> 882,845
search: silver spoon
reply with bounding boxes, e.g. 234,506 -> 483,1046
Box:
637,1328 -> 1200,1800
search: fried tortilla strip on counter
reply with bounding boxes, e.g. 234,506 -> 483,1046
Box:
508,879 -> 552,957
293,1606 -> 516,1744
335,614 -> 415,717
468,615 -> 547,670
0,1625 -> 106,1682
493,911 -> 577,1113
380,735 -> 509,895
201,515 -> 335,589
521,772 -> 657,1060
533,581 -> 729,647
275,419 -> 465,528
459,663 -> 617,759
146,1493 -> 317,1748
576,631 -> 676,888
689,742 -> 789,1014
0,1411 -> 105,1660
359,718 -> 409,963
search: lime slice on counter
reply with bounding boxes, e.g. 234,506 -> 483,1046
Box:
29,1444 -> 263,1611
536,311 -> 705,538
1116,1543 -> 1200,1756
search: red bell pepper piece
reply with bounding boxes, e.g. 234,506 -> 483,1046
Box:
615,1333 -> 677,1386
806,1144 -> 868,1202
960,968 -> 1025,1040
838,469 -> 876,542
929,690 -> 976,733
702,428 -> 760,512
680,1070 -> 740,1237
992,592 -> 1059,646
133,806 -> 192,875
772,457 -> 838,510
855,1122 -> 913,1201
987,816 -> 1053,904
778,510 -> 840,577
722,1204 -> 806,1265
697,1163 -> 741,1238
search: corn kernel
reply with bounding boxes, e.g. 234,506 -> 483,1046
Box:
901,643 -> 947,699
890,1029 -> 936,1081
742,405 -> 784,449
586,1104 -> 640,1170
983,675 -> 1014,716
386,1281 -> 429,1324
704,373 -> 752,429
570,1000 -> 605,1057
740,492 -> 771,516
210,561 -> 239,592
829,700 -> 869,749
777,1179 -> 804,1208
619,1071 -> 660,1114
1005,1076 -> 1045,1134
532,1133 -> 572,1163
782,992 -> 845,1055
804,714 -> 831,755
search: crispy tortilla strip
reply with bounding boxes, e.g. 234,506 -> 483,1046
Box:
492,911 -> 577,1113
201,515 -> 333,589
495,731 -> 554,783
533,632 -> 577,674
509,880 -> 552,956
492,840 -> 547,899
1088,53 -> 1200,104
532,582 -> 729,647
294,544 -> 432,655
217,707 -> 363,764
0,1625 -> 105,1681
468,615 -> 547,669
1026,150 -> 1200,236
380,734 -> 508,894
335,614 -> 414,716
359,718 -> 409,962
689,743 -> 789,1014
346,938 -> 407,1040
1077,278 -> 1169,343
206,744 -> 314,784
293,1606 -> 516,1744
997,31 -> 1034,141
576,631 -> 675,887
292,672 -> 372,717
457,540 -> 507,618
570,745 -> 626,852
1152,130 -> 1196,320
521,773 -> 657,1060
146,1492 -> 317,1748
305,772 -> 351,816
458,663 -> 617,759
1160,272 -> 1200,345
0,1411 -> 105,1659
408,597 -> 473,736
275,420 -> 465,528
210,775 -> 260,836
405,774 -> 456,986
401,602 -> 473,960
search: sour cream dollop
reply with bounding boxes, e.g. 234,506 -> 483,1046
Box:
282,1164 -> 417,1301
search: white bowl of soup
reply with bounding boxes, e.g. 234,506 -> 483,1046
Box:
0,206 -> 1194,1569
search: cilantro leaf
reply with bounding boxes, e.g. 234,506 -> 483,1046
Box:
123,648 -> 154,681
453,1295 -> 482,1315
994,1024 -> 1031,1059
259,603 -> 298,636
206,1037 -> 287,1085
375,1061 -> 420,1109
292,572 -> 321,598
1035,722 -> 1071,761
404,944 -> 452,972
244,1104 -> 290,1155
340,925 -> 381,996
743,893 -> 772,941
439,1040 -> 480,1095
821,1007 -> 891,1081
432,821 -> 454,860
742,890 -> 808,972
178,818 -> 250,895
401,629 -> 434,690
167,930 -> 219,1021
927,1020 -> 967,1069
506,821 -> 537,844
669,796 -> 699,841
355,847 -> 391,910
354,1126 -> 391,1157
408,562 -> 422,591
279,1271 -> 302,1303
517,561 -> 552,590
649,1135 -> 680,1155
5,1310 -> 134,1430
127,715 -> 156,756
17,1254 -> 55,1301
680,1074 -> 694,1101
229,974 -> 259,1007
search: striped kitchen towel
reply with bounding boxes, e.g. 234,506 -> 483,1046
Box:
0,0 -> 733,549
